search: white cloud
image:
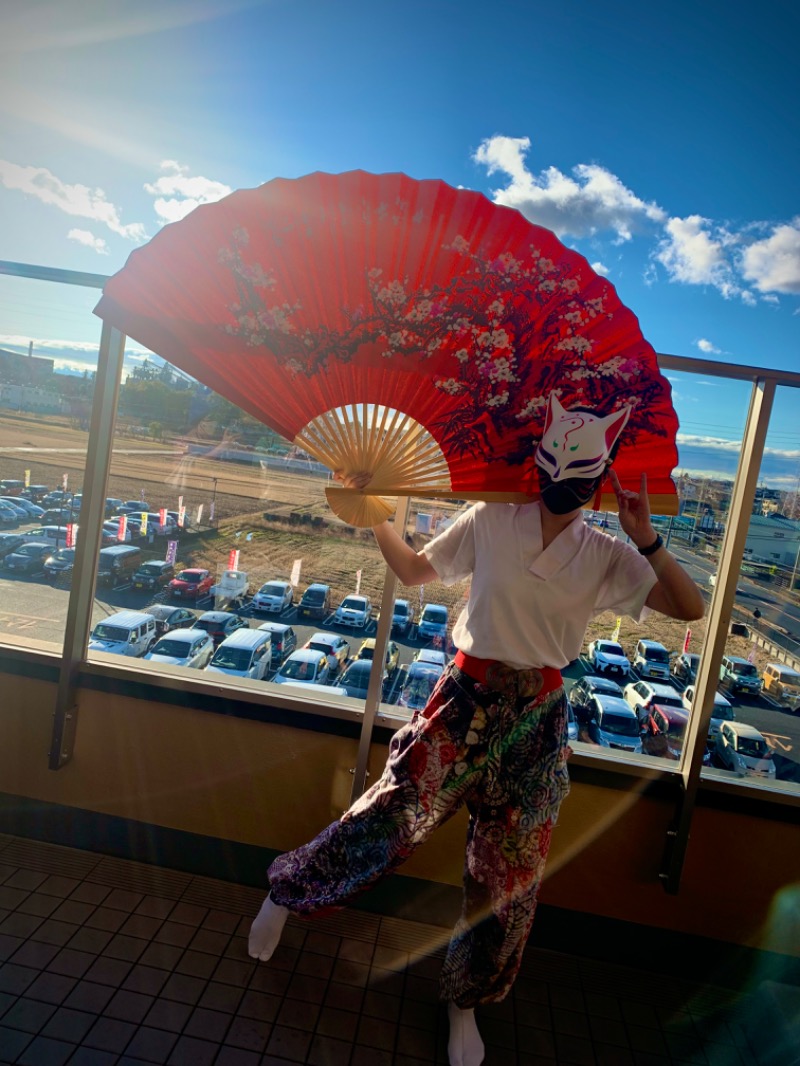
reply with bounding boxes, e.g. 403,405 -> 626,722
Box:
696,338 -> 720,354
591,261 -> 610,276
654,215 -> 741,298
0,159 -> 147,240
472,136 -> 665,241
67,228 -> 108,254
144,160 -> 232,223
740,218 -> 800,295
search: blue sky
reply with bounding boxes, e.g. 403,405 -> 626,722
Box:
0,0 -> 798,486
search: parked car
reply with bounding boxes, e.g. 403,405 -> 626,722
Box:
105,497 -> 124,516
21,525 -> 72,548
271,649 -> 331,686
3,541 -> 51,574
297,582 -> 332,620
44,547 -> 77,581
418,603 -> 448,644
88,610 -> 157,657
338,658 -> 385,700
305,632 -> 351,675
632,639 -> 671,682
119,499 -> 151,513
41,490 -> 73,507
169,568 -> 214,600
0,532 -> 25,560
142,605 -> 197,635
681,684 -> 735,742
256,621 -> 298,667
0,479 -> 26,496
41,507 -> 75,526
192,611 -> 249,646
143,628 -> 215,669
252,579 -> 294,614
623,680 -> 684,723
584,694 -> 643,754
566,703 -> 578,743
0,503 -> 21,528
671,652 -> 700,685
391,598 -> 415,637
715,722 -> 776,779
639,705 -> 705,762
334,594 -> 373,629
413,648 -> 447,668
206,628 -> 273,680
762,663 -> 800,711
132,560 -> 175,592
568,674 -> 624,724
0,496 -> 43,518
96,545 -> 142,587
101,520 -> 132,544
720,655 -> 763,698
356,637 -> 400,675
21,484 -> 49,503
587,639 -> 631,679
167,510 -> 192,531
3,499 -> 32,519
397,660 -> 444,711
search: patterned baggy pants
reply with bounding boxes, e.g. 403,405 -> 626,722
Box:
267,661 -> 570,1008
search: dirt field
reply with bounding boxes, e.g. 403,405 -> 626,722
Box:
0,411 -> 770,667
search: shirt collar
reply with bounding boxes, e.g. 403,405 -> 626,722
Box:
528,503 -> 586,580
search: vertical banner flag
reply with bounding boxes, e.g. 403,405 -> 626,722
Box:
24,469 -> 30,488
140,487 -> 146,503
66,524 -> 76,549
178,495 -> 184,509
159,508 -> 167,530
178,506 -> 186,528
209,501 -> 216,522
683,628 -> 692,653
611,617 -> 622,641
62,472 -> 68,490
246,532 -> 253,541
140,512 -> 148,536
290,558 -> 302,586
196,504 -> 204,524
118,514 -> 128,540
166,539 -> 178,565
228,548 -> 240,571
419,585 -> 425,607
355,568 -> 362,594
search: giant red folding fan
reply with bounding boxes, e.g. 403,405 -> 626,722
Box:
95,170 -> 679,524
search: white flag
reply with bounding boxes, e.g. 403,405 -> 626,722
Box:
355,568 -> 362,594
290,558 -> 302,586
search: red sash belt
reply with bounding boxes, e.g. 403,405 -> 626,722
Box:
454,650 -> 562,699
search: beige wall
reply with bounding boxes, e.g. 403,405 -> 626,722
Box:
1,669 -> 796,958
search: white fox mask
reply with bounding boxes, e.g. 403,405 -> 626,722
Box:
535,393 -> 631,482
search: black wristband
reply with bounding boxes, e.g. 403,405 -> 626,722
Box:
637,533 -> 664,557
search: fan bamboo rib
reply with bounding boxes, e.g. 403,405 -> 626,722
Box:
295,404 -> 454,525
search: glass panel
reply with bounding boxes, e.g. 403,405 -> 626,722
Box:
701,383 -> 800,795
576,370 -> 754,769
88,361 -> 386,706
0,276 -> 102,651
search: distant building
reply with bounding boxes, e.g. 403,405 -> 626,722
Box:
0,347 -> 54,385
744,513 -> 800,568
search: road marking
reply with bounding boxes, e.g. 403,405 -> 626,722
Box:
763,734 -> 792,753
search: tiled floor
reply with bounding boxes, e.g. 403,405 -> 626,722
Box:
0,833 -> 794,1065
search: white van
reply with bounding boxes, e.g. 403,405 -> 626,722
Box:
205,628 -> 273,680
22,525 -> 73,548
88,610 -> 157,657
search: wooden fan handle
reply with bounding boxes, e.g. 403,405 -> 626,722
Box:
325,487 -> 396,528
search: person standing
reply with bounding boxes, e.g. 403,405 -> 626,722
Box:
249,398 -> 704,1066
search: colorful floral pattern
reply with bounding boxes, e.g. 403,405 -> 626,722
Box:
267,662 -> 570,1007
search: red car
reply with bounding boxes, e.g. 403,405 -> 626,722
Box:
168,568 -> 214,600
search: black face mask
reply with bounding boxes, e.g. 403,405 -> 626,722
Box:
538,468 -> 602,515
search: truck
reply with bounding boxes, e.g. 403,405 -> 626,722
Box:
210,569 -> 250,608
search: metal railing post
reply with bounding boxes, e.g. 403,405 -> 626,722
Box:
349,496 -> 411,804
660,376 -> 776,892
49,322 -> 126,769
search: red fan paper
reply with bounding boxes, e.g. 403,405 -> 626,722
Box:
94,170 -> 679,520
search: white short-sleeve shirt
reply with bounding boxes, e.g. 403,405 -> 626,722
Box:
422,502 -> 657,670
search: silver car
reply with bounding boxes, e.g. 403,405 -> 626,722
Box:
143,628 -> 214,669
